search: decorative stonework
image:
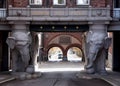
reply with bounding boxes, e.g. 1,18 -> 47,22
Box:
12,72 -> 41,80
59,36 -> 71,45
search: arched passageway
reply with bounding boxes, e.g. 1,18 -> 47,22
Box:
67,47 -> 83,62
48,47 -> 63,61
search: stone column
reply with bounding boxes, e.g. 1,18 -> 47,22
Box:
85,22 -> 111,75
38,32 -> 44,62
31,32 -> 44,65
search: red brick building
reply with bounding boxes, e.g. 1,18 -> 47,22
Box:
8,0 -> 112,7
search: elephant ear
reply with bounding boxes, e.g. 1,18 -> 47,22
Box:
27,32 -> 32,44
6,37 -> 16,49
86,31 -> 92,43
104,37 -> 112,49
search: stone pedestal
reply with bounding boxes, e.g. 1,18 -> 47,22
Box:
11,72 -> 42,80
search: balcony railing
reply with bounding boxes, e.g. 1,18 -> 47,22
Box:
113,8 -> 120,19
0,8 -> 6,18
8,7 -> 111,21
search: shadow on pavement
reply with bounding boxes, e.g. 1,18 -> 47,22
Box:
69,78 -> 112,86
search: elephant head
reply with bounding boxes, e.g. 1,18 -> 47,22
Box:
7,32 -> 31,48
6,37 -> 16,49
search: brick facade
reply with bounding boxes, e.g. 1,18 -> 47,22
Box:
9,0 -> 28,7
43,32 -> 84,57
106,0 -> 113,8
66,0 -> 76,7
8,0 -> 113,8
43,32 -> 83,51
90,0 -> 106,7
8,0 -> 13,6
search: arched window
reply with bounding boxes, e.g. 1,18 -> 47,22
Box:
53,0 -> 66,5
29,0 -> 42,5
76,0 -> 90,5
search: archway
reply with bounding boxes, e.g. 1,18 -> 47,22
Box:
48,47 -> 63,61
67,47 -> 83,62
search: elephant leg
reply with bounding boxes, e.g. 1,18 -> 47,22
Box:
95,49 -> 107,75
12,49 -> 18,72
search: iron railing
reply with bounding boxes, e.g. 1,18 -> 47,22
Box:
113,9 -> 120,19
0,8 -> 6,18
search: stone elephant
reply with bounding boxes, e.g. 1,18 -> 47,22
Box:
6,31 -> 32,72
85,28 -> 111,75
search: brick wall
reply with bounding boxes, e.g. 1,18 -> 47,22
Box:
109,32 -> 113,54
8,0 -> 13,6
44,32 -> 83,51
9,0 -> 28,7
67,0 -> 76,7
106,0 -> 113,8
8,0 -> 113,8
90,0 -> 106,7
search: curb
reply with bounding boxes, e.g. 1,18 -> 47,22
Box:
0,77 -> 16,84
76,73 -> 120,86
100,77 -> 120,86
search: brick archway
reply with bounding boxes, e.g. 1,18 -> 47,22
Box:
46,44 -> 65,56
43,32 -> 84,61
65,44 -> 85,61
46,32 -> 83,45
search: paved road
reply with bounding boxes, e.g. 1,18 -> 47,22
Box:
1,72 -> 112,86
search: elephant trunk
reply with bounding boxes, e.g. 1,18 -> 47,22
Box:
85,45 -> 100,69
19,44 -> 30,70
21,55 -> 30,68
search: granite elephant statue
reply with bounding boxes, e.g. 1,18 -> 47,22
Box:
85,26 -> 111,75
6,31 -> 32,72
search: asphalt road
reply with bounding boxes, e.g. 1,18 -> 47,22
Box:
1,72 -> 112,86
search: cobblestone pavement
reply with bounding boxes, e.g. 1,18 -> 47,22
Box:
1,72 -> 112,86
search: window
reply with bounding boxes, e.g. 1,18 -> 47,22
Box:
77,0 -> 90,5
53,0 -> 66,5
29,0 -> 42,5
114,0 -> 120,8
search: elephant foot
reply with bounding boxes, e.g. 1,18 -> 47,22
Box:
99,70 -> 108,76
11,72 -> 41,80
86,68 -> 95,74
11,72 -> 28,80
85,62 -> 93,69
26,65 -> 35,74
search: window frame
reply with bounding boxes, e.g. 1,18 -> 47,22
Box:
53,0 -> 66,6
76,0 -> 90,5
29,0 -> 42,5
